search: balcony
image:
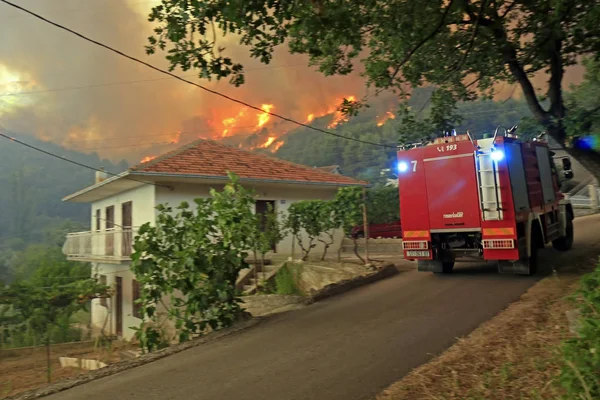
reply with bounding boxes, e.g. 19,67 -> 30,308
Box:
62,228 -> 139,263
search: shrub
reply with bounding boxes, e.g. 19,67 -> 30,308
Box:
274,264 -> 303,296
558,264 -> 600,399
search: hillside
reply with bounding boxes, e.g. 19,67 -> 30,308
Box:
268,95 -> 534,181
0,132 -> 128,245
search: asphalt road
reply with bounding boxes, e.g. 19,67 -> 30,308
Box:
46,214 -> 600,400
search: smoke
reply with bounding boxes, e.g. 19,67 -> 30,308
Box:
0,0 -> 585,163
0,0 -> 369,162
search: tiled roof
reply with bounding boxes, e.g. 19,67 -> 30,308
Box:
130,139 -> 366,186
314,165 -> 342,174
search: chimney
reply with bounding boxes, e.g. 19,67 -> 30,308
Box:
95,167 -> 107,184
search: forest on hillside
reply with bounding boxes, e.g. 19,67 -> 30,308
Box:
0,134 -> 127,283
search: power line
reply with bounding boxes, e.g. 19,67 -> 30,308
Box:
0,132 -> 170,189
0,0 -> 393,149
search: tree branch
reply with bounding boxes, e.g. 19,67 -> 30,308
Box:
453,0 -> 488,72
386,0 -> 456,86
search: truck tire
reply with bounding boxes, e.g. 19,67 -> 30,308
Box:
552,217 -> 574,252
525,228 -> 543,276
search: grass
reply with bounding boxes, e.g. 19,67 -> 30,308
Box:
273,263 -> 303,295
377,260 -> 597,400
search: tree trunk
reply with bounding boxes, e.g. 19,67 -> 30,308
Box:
352,238 -> 365,264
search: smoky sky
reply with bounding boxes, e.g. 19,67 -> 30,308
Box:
0,0 -> 584,163
0,0 -> 369,162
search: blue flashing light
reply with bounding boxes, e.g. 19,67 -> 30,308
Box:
491,149 -> 504,161
398,161 -> 409,172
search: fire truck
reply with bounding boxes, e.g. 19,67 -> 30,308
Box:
397,126 -> 575,276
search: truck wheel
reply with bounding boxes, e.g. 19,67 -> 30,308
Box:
552,217 -> 574,252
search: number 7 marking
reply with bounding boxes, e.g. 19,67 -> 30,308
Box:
411,160 -> 417,172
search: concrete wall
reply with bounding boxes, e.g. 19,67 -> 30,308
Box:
90,184 -> 156,229
155,182 -> 346,257
90,262 -> 141,341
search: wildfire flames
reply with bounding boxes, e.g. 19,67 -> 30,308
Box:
376,111 -> 396,127
140,155 -> 157,163
257,104 -> 274,129
327,96 -> 356,129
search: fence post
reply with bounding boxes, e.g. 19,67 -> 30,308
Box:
588,184 -> 599,209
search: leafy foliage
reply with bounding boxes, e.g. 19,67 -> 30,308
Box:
333,187 -> 365,263
131,173 -> 257,352
564,57 -> 600,143
0,277 -> 109,381
366,186 -> 400,225
286,201 -> 327,261
273,263 -> 303,296
558,265 -> 600,399
255,203 -> 287,264
146,0 -> 600,142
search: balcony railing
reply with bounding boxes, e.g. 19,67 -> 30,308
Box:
62,228 -> 139,262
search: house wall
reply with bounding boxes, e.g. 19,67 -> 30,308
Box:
155,182 -> 346,256
90,184 -> 156,230
90,262 -> 141,341
86,181 -> 352,341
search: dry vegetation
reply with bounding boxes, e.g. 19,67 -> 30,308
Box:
0,341 -> 134,399
377,259 -> 597,400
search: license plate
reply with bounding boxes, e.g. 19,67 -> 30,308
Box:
406,250 -> 430,257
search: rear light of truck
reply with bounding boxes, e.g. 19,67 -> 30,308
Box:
482,239 -> 514,249
402,240 -> 428,250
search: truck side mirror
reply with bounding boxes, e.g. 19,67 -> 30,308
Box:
562,157 -> 572,171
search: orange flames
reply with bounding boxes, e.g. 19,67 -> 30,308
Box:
327,96 -> 356,129
271,141 -> 284,152
376,111 -> 396,127
140,155 -> 157,163
262,136 -> 276,148
307,113 -> 315,122
257,104 -> 274,129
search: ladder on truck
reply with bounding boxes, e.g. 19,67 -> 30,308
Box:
476,151 -> 504,221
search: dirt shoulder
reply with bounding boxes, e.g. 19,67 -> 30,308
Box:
376,259 -> 596,400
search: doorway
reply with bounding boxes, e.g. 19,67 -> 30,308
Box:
255,200 -> 277,252
115,276 -> 123,337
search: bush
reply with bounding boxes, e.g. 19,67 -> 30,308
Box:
273,264 -> 303,296
558,265 -> 600,399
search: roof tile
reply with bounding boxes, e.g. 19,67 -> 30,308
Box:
129,139 -> 366,186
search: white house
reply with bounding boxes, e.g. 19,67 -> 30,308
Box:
61,139 -> 366,340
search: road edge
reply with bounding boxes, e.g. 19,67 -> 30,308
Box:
305,262 -> 399,304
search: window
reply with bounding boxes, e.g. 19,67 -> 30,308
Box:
132,279 -> 142,319
105,206 -> 115,229
95,209 -> 101,231
99,275 -> 107,307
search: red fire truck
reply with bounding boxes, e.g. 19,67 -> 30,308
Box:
397,126 -> 575,275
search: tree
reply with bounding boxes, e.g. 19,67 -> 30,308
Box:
130,173 -> 257,352
564,57 -> 600,142
286,201 -> 327,261
366,185 -> 400,225
333,187 -> 365,263
317,202 -> 338,261
0,278 -> 109,382
146,0 -> 600,144
257,203 -> 286,265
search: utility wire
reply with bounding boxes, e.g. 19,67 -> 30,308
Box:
0,0 -> 394,149
0,132 -> 170,189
